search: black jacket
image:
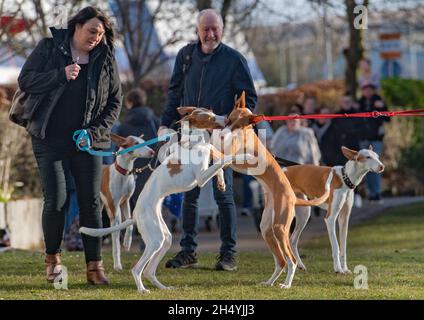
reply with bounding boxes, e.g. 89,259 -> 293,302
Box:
312,121 -> 343,166
18,27 -> 122,149
334,107 -> 361,151
160,42 -> 257,127
357,94 -> 390,141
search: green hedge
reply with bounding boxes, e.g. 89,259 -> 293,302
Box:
381,78 -> 424,169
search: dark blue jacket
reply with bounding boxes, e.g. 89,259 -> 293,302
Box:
160,42 -> 257,127
358,94 -> 390,141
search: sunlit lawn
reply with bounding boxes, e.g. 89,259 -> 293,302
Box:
1,203 -> 423,300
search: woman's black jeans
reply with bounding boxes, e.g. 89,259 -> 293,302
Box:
31,137 -> 103,263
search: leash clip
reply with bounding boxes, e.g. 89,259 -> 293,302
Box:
371,111 -> 382,118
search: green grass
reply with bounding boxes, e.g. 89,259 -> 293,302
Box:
1,203 -> 424,300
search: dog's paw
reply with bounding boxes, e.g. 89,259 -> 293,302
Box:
217,182 -> 226,192
123,238 -> 132,251
222,155 -> 234,165
279,283 -> 291,289
341,269 -> 352,275
298,264 -> 307,272
334,265 -> 344,274
114,264 -> 123,271
138,289 -> 151,294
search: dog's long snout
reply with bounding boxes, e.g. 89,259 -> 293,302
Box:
378,164 -> 385,173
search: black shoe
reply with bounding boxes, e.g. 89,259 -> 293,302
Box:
215,252 -> 237,271
165,250 -> 198,269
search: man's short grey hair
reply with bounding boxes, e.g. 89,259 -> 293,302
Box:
196,8 -> 224,30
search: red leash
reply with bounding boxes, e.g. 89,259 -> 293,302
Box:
250,108 -> 424,124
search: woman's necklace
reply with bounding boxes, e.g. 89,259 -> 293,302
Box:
70,43 -> 89,64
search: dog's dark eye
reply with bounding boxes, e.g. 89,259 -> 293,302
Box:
366,156 -> 371,159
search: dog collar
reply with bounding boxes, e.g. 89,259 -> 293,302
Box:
115,162 -> 130,176
341,166 -> 356,189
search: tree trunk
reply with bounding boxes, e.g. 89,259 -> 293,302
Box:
344,0 -> 367,100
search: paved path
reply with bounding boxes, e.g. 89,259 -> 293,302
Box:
168,196 -> 424,253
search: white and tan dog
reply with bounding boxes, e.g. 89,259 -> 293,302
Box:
81,108 -> 251,293
284,146 -> 384,274
101,134 -> 155,271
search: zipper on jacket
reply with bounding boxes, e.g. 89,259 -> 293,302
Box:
197,65 -> 206,107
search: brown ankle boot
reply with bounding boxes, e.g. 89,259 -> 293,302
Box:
86,261 -> 110,285
45,253 -> 62,283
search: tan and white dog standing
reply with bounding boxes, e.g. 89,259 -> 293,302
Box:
284,146 -> 385,274
101,134 -> 155,271
81,108 -> 251,293
213,93 -> 331,289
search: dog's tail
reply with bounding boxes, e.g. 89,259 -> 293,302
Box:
295,170 -> 333,206
79,219 -> 136,237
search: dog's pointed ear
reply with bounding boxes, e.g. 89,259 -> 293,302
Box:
110,133 -> 127,147
234,91 -> 246,109
177,106 -> 196,116
122,136 -> 137,148
176,113 -> 194,125
240,91 -> 246,109
368,144 -> 374,151
139,133 -> 144,139
341,146 -> 358,160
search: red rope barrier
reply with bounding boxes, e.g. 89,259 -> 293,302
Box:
251,108 -> 424,124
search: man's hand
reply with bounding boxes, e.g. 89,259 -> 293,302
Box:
65,63 -> 81,81
78,136 -> 89,148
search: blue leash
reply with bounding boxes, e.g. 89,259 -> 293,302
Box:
73,129 -> 175,157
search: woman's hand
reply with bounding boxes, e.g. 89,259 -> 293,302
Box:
65,63 -> 81,81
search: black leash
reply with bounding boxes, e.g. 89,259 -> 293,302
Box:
130,128 -> 181,175
273,155 -> 300,167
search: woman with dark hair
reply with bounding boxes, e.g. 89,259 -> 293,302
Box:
17,6 -> 122,285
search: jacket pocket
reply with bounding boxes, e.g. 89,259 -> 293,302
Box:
22,94 -> 44,121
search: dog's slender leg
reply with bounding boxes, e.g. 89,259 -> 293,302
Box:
324,191 -> 347,273
290,202 -> 310,271
216,168 -> 226,191
197,154 -> 251,188
258,191 -> 287,285
132,245 -> 161,294
132,204 -> 164,294
338,191 -> 354,274
111,204 -> 123,271
143,210 -> 173,290
273,205 -> 297,289
259,254 -> 283,286
122,200 -> 133,251
279,254 -> 297,289
196,155 -> 231,188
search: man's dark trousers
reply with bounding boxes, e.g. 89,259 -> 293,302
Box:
180,167 -> 236,255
